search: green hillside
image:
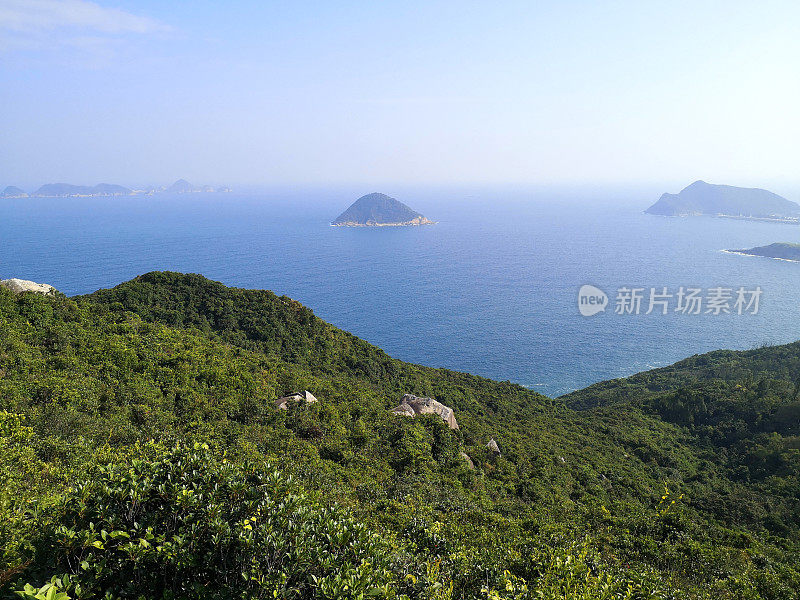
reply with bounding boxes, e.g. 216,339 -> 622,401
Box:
1,273 -> 798,599
563,342 -> 800,410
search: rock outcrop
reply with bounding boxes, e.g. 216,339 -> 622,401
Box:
460,451 -> 475,469
275,390 -> 318,410
390,393 -> 459,429
0,278 -> 57,295
487,438 -> 500,454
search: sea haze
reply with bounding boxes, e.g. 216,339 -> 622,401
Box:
2,186 -> 800,396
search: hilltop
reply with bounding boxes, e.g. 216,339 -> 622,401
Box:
0,271 -> 798,598
332,192 -> 434,226
645,180 -> 800,220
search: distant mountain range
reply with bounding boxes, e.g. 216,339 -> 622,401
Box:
332,192 -> 434,226
0,180 -> 232,198
646,180 -> 800,221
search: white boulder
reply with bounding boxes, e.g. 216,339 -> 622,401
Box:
275,390 -> 318,410
390,393 -> 459,429
0,278 -> 57,295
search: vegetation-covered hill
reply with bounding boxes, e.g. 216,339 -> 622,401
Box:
1,272 -> 799,599
563,342 -> 800,410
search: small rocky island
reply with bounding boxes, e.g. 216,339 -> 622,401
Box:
646,180 -> 800,221
332,193 -> 434,227
727,242 -> 800,262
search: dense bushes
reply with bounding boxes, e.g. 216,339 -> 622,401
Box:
18,443 -> 401,600
83,272 -> 400,385
1,274 -> 799,598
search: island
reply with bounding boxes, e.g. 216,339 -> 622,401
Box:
161,179 -> 232,194
165,179 -> 222,193
0,180 -> 233,198
331,192 -> 434,226
645,180 -> 800,222
0,186 -> 28,198
33,183 -> 133,197
726,242 -> 800,262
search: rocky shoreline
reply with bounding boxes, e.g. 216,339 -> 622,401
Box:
331,216 -> 435,227
724,242 -> 800,262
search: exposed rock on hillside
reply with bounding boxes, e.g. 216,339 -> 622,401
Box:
275,390 -> 318,410
487,438 -> 500,454
0,278 -> 57,295
390,393 -> 458,429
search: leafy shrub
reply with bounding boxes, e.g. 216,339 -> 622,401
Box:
21,443 -> 402,600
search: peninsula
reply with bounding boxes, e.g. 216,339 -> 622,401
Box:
645,180 -> 800,221
726,242 -> 800,262
332,192 -> 434,226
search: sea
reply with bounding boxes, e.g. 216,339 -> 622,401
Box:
2,184 -> 800,397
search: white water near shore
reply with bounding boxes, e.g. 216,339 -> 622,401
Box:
721,249 -> 800,263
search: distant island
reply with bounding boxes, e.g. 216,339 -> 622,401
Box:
33,183 -> 134,197
1,180 -> 232,198
332,193 -> 434,227
166,179 -> 231,194
1,186 -> 28,198
645,180 -> 800,222
726,242 -> 800,262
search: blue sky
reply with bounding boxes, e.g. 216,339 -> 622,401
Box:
1,0 -> 799,189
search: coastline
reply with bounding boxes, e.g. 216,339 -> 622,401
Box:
330,220 -> 436,227
721,249 -> 800,263
647,212 -> 800,224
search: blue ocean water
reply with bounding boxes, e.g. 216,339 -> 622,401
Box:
2,186 -> 800,397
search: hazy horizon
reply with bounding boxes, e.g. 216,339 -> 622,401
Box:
5,181 -> 800,208
2,1 -> 799,190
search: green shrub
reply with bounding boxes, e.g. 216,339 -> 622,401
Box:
21,443 -> 402,600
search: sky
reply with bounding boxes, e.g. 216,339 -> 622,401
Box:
1,0 -> 799,190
